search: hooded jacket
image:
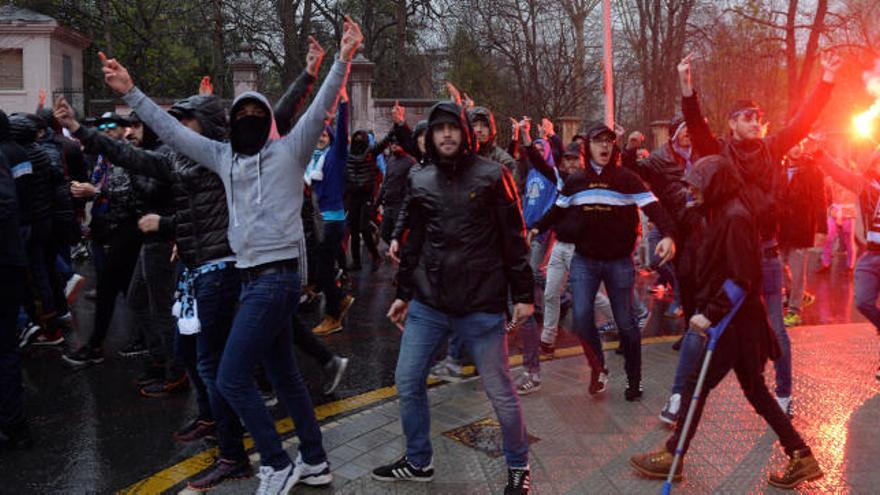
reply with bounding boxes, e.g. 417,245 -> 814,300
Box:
123,58 -> 351,269
0,153 -> 26,267
685,155 -> 780,362
682,81 -> 833,243
534,123 -> 675,260
75,94 -> 232,265
9,114 -> 55,225
345,129 -> 380,192
395,101 -> 533,314
521,138 -> 558,230
468,106 -> 516,173
0,111 -> 34,226
308,100 -> 348,219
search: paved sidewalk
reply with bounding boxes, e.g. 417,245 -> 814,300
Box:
191,323 -> 879,494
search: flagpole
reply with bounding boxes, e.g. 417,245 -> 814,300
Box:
602,0 -> 614,129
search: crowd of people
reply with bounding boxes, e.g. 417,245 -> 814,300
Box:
1,14 -> 878,495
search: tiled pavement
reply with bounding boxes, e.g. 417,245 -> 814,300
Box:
194,323 -> 879,494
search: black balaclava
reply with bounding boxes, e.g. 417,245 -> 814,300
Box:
350,130 -> 370,156
230,97 -> 270,156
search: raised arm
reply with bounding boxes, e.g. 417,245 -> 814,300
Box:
98,53 -> 226,172
767,53 -> 841,160
274,36 -> 324,136
282,17 -> 363,169
678,54 -> 721,157
815,150 -> 863,195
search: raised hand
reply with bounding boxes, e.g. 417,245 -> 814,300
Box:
339,15 -> 364,62
541,118 -> 555,138
391,100 -> 405,125
198,76 -> 213,96
99,52 -> 134,95
461,91 -> 475,109
306,35 -> 325,77
446,82 -> 462,106
39,88 -> 46,108
519,116 -> 532,138
678,53 -> 694,97
821,51 -> 842,83
52,96 -> 80,132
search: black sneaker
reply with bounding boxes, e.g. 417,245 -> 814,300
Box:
505,467 -> 531,494
173,418 -> 217,443
187,458 -> 253,492
118,342 -> 149,358
625,379 -> 644,401
134,364 -> 166,386
322,356 -> 349,395
371,456 -> 434,482
62,347 -> 105,367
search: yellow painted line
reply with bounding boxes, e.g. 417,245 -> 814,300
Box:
118,335 -> 681,494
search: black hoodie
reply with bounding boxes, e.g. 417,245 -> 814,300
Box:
684,154 -> 779,362
0,111 -> 34,226
395,101 -> 533,314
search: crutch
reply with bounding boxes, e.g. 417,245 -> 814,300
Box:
661,280 -> 746,495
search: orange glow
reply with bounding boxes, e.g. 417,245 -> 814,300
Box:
852,105 -> 879,139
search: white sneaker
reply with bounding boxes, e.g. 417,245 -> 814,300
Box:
776,396 -> 792,417
516,372 -> 542,395
255,463 -> 297,495
294,453 -> 332,486
659,393 -> 681,425
429,358 -> 463,382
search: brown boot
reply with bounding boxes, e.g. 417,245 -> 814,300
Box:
630,449 -> 682,481
768,448 -> 823,489
313,315 -> 343,336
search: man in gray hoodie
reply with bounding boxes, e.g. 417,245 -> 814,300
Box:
99,17 -> 364,494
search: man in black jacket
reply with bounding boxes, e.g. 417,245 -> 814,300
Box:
536,123 -> 676,401
374,102 -> 534,495
377,135 -> 416,244
676,52 -> 841,416
630,155 -> 822,490
0,150 -> 32,450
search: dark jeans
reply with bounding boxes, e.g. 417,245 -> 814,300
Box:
665,320 -> 807,457
216,269 -> 325,469
177,332 -> 212,421
570,254 -> 641,381
0,267 -> 25,429
24,220 -> 61,320
292,314 -> 333,366
317,220 -> 345,318
379,204 -> 400,244
346,189 -> 379,266
193,266 -> 247,462
89,224 -> 142,350
127,242 -> 178,369
854,251 -> 880,330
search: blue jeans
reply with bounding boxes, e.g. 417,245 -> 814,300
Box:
762,255 -> 791,398
396,300 -> 528,468
194,266 -> 246,461
216,270 -> 325,469
854,251 -> 880,330
570,254 -> 641,381
671,329 -> 706,395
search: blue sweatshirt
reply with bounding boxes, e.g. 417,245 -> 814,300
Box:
312,101 -> 348,221
523,138 -> 558,230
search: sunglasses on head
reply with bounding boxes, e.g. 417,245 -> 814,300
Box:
98,122 -> 119,131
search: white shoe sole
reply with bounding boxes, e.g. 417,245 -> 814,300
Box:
371,473 -> 434,483
323,358 -> 349,395
299,472 -> 333,486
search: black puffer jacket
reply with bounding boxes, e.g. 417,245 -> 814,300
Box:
378,149 -> 416,207
74,95 -> 231,267
395,102 -> 533,314
9,115 -> 54,224
0,153 -> 26,267
0,111 -> 34,226
345,130 -> 380,192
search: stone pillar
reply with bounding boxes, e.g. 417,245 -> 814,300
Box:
349,53 -> 375,131
558,116 -> 582,145
649,120 -> 671,149
230,44 -> 260,97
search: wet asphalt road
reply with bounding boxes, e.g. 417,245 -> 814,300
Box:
0,247 -> 862,493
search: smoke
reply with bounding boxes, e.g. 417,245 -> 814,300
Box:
853,59 -> 880,139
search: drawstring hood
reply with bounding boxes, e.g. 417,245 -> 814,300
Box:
226,91 -> 278,228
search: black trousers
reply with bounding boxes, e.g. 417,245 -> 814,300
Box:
88,224 -> 141,350
665,318 -> 807,457
346,189 -> 379,266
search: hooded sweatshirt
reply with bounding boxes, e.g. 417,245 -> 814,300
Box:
522,138 -> 559,230
123,59 -> 350,268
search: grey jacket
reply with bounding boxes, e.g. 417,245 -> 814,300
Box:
123,59 -> 350,268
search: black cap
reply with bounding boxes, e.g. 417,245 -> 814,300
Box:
585,122 -> 616,142
728,99 -> 763,119
563,142 -> 582,158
